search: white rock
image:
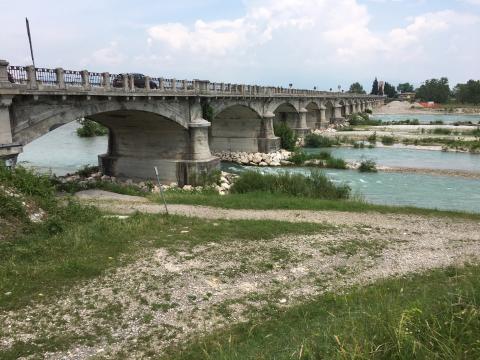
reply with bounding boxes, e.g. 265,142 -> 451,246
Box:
183,185 -> 193,191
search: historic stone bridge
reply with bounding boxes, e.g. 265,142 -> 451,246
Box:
0,59 -> 384,184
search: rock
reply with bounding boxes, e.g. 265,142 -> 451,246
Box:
280,160 -> 294,165
183,185 -> 193,191
170,182 -> 178,188
259,161 -> 268,166
221,182 -> 230,190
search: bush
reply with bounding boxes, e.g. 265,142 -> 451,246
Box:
431,128 -> 452,135
325,157 -> 347,169
381,136 -> 395,145
358,159 -> 377,172
76,119 -> 108,137
289,149 -> 308,165
365,109 -> 373,114
367,132 -> 377,143
230,170 -> 350,200
430,120 -> 444,125
274,122 -> 297,151
304,134 -> 338,148
348,114 -> 381,126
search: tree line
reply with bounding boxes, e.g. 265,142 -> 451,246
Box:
347,78 -> 480,105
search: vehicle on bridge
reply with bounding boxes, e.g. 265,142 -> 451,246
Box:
112,73 -> 158,89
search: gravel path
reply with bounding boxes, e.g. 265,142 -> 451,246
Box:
1,190 -> 479,359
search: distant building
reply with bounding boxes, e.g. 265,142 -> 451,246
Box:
398,92 -> 416,101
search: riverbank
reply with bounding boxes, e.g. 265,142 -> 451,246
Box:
374,100 -> 480,115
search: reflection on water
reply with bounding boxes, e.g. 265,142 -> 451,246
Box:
372,113 -> 480,124
305,147 -> 480,172
18,121 -> 480,213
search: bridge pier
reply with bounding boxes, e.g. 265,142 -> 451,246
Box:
332,104 -> 345,124
0,61 -> 23,165
293,108 -> 311,138
258,112 -> 281,153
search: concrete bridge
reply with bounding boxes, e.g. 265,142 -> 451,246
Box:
0,60 -> 384,184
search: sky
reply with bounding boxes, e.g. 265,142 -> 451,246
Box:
1,0 -> 479,91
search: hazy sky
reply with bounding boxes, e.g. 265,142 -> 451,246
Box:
2,0 -> 479,91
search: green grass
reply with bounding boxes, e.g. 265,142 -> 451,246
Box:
402,137 -> 480,152
230,171 -> 350,200
358,159 -> 378,172
430,128 -> 452,135
0,211 -> 328,311
289,149 -> 347,169
381,136 -> 395,146
304,133 -> 339,147
165,264 -> 480,359
158,191 -> 480,220
76,119 -> 108,137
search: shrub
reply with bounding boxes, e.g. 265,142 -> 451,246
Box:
289,149 -> 308,165
381,136 -> 395,145
358,159 -> 377,172
430,120 -> 444,125
230,170 -> 350,200
76,119 -> 108,137
367,132 -> 377,143
305,134 -> 337,148
432,128 -> 452,135
274,122 -> 297,151
365,109 -> 373,114
348,114 -> 381,126
325,157 -> 347,169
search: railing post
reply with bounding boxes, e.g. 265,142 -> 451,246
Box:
0,60 -> 13,88
183,80 -> 188,91
195,80 -> 210,94
102,72 -> 110,89
121,74 -> 129,91
26,65 -> 37,89
145,76 -> 151,90
81,70 -> 90,90
129,75 -> 135,91
159,78 -> 164,91
55,68 -> 65,89
172,78 -> 177,92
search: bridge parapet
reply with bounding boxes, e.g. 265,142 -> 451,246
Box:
2,61 -> 382,100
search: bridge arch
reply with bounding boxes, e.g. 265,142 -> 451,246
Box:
305,101 -> 320,129
11,97 -> 189,145
272,102 -> 300,130
210,104 -> 264,153
324,100 -> 335,124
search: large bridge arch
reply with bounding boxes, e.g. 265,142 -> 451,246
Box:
11,97 -> 190,145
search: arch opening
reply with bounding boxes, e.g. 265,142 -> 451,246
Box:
273,103 -> 299,130
210,105 -> 263,153
305,102 -> 320,129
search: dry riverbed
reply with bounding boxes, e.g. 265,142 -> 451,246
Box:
0,191 -> 479,359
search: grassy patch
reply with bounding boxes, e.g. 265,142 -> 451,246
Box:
381,136 -> 395,146
158,191 -> 480,220
166,264 -> 480,359
358,159 -> 377,172
304,134 -> 339,148
289,149 -> 347,169
230,170 -> 350,200
402,137 -> 480,152
0,211 -> 327,311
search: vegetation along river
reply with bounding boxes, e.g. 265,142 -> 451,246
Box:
18,122 -> 480,213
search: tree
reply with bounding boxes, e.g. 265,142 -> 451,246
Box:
370,78 -> 379,95
416,78 -> 450,103
348,82 -> 366,94
397,83 -> 414,93
383,82 -> 397,98
454,80 -> 480,105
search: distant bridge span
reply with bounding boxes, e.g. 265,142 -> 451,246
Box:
0,60 -> 384,184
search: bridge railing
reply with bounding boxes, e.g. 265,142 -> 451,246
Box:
3,62 -> 381,100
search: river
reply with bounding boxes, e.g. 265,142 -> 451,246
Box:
18,121 -> 480,213
372,113 -> 480,124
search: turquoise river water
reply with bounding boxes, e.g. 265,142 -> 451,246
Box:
18,122 -> 480,213
372,113 -> 480,124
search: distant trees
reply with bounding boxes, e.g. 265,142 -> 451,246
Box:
383,82 -> 397,98
370,78 -> 379,95
454,80 -> 480,105
397,83 -> 414,93
348,82 -> 366,94
416,78 -> 450,104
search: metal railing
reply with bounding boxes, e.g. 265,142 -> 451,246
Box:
4,64 -> 382,100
